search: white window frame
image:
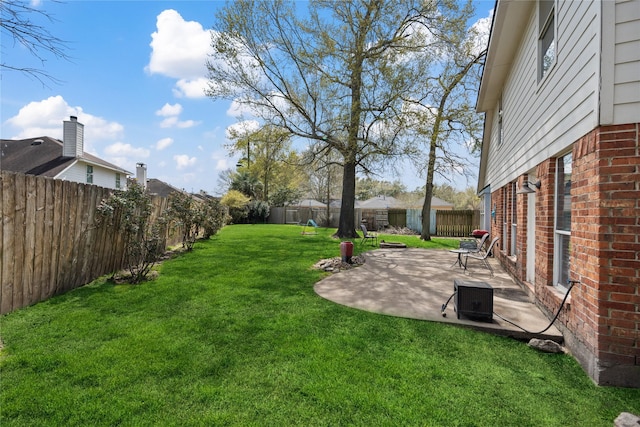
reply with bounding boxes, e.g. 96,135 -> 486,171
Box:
538,0 -> 557,82
553,152 -> 572,292
511,182 -> 517,257
502,187 -> 508,254
86,165 -> 93,184
115,173 -> 121,189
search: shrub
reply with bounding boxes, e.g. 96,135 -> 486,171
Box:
165,192 -> 200,251
96,183 -> 166,283
221,190 -> 250,224
247,200 -> 270,223
200,196 -> 227,239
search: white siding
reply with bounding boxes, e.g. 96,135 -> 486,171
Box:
613,0 -> 640,123
56,162 -> 87,184
484,0 -> 601,189
55,161 -> 125,190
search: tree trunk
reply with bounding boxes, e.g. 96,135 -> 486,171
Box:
421,182 -> 434,240
325,166 -> 331,227
421,98 -> 446,241
335,160 -> 358,238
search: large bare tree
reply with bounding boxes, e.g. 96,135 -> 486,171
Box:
206,0 -> 460,237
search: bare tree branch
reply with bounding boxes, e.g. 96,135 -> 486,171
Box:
1,0 -> 71,86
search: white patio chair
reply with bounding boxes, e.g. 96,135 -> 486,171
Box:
464,237 -> 499,277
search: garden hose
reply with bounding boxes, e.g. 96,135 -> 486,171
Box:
440,280 -> 579,335
440,291 -> 456,317
493,280 -> 579,335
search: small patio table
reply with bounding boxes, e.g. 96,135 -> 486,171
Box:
449,249 -> 469,270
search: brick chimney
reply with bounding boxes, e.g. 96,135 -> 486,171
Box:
63,116 -> 84,158
136,163 -> 147,190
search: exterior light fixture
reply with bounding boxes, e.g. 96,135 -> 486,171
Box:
516,179 -> 541,194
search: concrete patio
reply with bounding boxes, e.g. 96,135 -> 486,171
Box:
314,247 -> 563,342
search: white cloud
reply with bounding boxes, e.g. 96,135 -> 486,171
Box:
156,103 -> 183,117
159,117 -> 199,129
156,137 -> 174,150
104,142 -> 150,158
155,102 -> 199,128
146,10 -> 213,99
173,78 -> 208,99
4,96 -> 124,151
173,154 -> 197,170
226,99 -> 253,118
468,9 -> 493,56
225,120 -> 260,139
104,142 -> 151,172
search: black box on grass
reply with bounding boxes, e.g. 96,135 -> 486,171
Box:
454,279 -> 493,322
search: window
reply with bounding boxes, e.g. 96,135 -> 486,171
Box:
538,0 -> 555,81
86,165 -> 93,184
554,153 -> 572,290
502,187 -> 508,254
115,173 -> 121,189
511,182 -> 517,256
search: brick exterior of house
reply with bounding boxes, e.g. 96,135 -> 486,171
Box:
489,124 -> 639,387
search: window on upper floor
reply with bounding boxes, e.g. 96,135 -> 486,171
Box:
115,173 -> 121,189
86,165 -> 93,184
538,0 -> 556,82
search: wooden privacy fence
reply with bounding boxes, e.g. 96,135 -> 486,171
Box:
0,171 -> 181,315
435,209 -> 480,237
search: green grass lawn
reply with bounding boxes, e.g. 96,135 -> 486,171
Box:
1,224 -> 638,426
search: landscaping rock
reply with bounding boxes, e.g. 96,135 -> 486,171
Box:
614,412 -> 640,427
527,338 -> 564,353
313,255 -> 365,273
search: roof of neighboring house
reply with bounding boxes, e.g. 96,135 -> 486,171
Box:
0,136 -> 131,176
359,196 -> 405,209
291,198 -> 326,208
146,178 -> 185,198
329,199 -> 362,208
407,196 -> 454,209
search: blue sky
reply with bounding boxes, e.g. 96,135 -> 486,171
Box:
1,0 -> 494,195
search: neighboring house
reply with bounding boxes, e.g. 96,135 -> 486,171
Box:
476,0 -> 639,387
290,199 -> 327,208
134,163 -> 196,200
0,116 -> 131,190
407,196 -> 455,211
146,178 -> 185,198
359,195 -> 405,209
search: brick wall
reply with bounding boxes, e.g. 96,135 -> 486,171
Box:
571,123 -> 640,385
488,123 -> 639,386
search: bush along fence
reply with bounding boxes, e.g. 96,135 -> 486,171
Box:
0,171 -> 190,315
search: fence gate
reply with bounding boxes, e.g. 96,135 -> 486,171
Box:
387,209 -> 406,228
435,210 -> 480,237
